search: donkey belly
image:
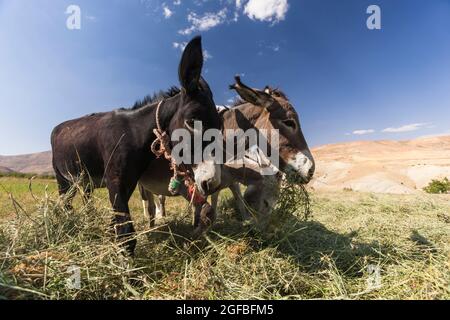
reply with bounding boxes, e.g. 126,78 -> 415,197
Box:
51,116 -> 110,188
54,149 -> 105,188
139,158 -> 174,196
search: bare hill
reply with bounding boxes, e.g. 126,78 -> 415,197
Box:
1,136 -> 449,194
0,166 -> 15,174
0,151 -> 53,175
311,135 -> 450,194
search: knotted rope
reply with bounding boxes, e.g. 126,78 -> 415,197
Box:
150,100 -> 206,205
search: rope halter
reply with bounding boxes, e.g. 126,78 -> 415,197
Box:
150,100 -> 206,205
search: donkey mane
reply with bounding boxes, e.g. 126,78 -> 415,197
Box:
124,86 -> 181,111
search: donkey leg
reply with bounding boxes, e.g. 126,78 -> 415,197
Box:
138,184 -> 149,219
178,185 -> 216,237
107,183 -> 136,255
55,173 -> 76,211
155,195 -> 166,218
147,194 -> 157,228
192,203 -> 216,238
81,184 -> 94,207
141,199 -> 148,219
138,184 -> 157,227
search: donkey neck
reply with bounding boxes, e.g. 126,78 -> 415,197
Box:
123,94 -> 180,145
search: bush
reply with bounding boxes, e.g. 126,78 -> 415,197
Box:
423,178 -> 450,194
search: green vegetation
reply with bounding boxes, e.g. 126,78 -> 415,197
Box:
0,177 -> 449,300
423,177 -> 450,194
0,172 -> 55,180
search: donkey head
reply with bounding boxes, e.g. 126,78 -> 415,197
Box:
168,36 -> 221,195
230,76 -> 315,184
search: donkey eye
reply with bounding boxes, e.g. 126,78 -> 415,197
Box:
185,119 -> 201,132
282,119 -> 297,130
185,119 -> 195,131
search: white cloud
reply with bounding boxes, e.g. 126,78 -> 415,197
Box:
232,0 -> 242,22
271,44 -> 280,52
233,11 -> 239,22
352,129 -> 375,135
173,41 -> 187,50
244,0 -> 289,24
256,40 -> 282,55
173,41 -> 212,60
382,123 -> 431,133
203,49 -> 212,61
162,4 -> 173,18
178,8 -> 228,35
418,131 -> 450,139
171,0 -> 289,35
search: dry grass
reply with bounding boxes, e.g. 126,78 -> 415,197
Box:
0,177 -> 449,300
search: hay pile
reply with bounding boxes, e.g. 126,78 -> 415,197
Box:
1,179 -> 448,300
0,181 -> 316,299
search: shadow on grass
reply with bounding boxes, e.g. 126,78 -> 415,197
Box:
136,209 -> 396,279
410,230 -> 437,254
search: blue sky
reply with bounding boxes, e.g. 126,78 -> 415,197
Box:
0,0 -> 449,155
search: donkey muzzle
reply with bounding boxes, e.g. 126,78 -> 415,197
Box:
286,149 -> 315,184
194,161 -> 222,196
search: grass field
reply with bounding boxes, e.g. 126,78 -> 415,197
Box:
0,176 -> 449,300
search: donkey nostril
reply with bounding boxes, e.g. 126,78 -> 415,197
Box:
308,167 -> 315,178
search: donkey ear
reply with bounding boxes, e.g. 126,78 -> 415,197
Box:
178,36 -> 203,94
229,76 -> 274,109
199,76 -> 213,98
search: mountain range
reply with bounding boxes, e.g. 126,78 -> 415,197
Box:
1,136 -> 449,194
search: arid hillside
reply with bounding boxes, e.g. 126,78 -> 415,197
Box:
311,135 -> 450,194
0,151 -> 53,175
1,136 -> 449,194
0,166 -> 14,174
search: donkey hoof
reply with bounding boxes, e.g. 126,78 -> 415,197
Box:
116,232 -> 137,257
192,226 -> 208,240
123,238 -> 137,257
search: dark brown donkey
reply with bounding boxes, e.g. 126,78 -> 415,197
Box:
51,37 -> 221,254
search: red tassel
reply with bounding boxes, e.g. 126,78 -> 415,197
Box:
188,185 -> 206,206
